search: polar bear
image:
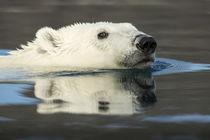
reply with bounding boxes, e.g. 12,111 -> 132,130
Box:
1,22 -> 157,69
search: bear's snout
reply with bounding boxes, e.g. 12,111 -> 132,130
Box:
135,35 -> 157,55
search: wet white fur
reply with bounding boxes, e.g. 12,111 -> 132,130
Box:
0,22 -> 152,69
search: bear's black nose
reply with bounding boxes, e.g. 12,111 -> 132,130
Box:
135,35 -> 157,55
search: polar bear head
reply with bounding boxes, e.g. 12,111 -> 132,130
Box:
17,22 -> 157,69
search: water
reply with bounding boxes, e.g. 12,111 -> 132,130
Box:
1,0 -> 210,140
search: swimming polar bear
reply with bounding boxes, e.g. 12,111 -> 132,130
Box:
1,22 -> 157,69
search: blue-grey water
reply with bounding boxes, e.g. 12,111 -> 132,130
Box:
1,0 -> 210,140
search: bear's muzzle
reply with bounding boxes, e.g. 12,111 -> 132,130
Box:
134,34 -> 157,55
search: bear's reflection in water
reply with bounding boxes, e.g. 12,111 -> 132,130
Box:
34,70 -> 156,115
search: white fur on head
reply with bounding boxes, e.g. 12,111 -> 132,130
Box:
8,22 -> 154,68
35,27 -> 63,54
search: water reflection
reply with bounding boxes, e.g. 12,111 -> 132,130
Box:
34,70 -> 156,115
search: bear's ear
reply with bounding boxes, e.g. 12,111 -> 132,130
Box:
36,27 -> 60,48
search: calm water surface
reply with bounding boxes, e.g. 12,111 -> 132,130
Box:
0,0 -> 210,140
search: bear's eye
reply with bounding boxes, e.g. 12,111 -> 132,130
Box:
98,32 -> 109,39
